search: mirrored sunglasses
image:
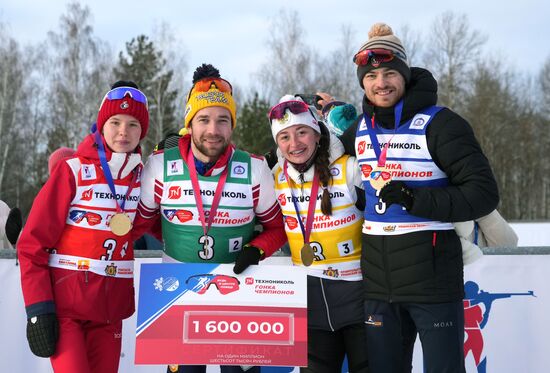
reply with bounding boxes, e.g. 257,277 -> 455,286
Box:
188,78 -> 233,100
268,100 -> 311,121
102,86 -> 148,108
353,48 -> 405,68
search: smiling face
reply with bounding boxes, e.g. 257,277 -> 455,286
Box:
188,106 -> 233,162
276,125 -> 320,165
102,114 -> 142,153
362,67 -> 406,108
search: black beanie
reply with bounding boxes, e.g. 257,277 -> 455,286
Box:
355,23 -> 411,87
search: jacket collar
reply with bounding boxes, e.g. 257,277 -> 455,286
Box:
178,134 -> 235,177
75,134 -> 142,179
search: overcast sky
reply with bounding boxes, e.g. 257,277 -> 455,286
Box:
1,0 -> 549,90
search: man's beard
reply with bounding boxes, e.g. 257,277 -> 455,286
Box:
191,134 -> 230,161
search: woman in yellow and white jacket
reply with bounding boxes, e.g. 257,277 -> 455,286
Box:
268,95 -> 368,373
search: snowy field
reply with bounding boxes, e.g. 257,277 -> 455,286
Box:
508,222 -> 550,246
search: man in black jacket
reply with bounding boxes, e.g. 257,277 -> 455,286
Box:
338,23 -> 499,373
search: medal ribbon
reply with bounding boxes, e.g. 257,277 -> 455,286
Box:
186,147 -> 230,236
363,99 -> 403,167
94,131 -> 139,213
283,161 -> 320,245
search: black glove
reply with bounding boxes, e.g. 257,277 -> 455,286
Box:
264,148 -> 278,170
233,246 -> 262,274
26,313 -> 59,358
379,181 -> 414,210
6,207 -> 22,245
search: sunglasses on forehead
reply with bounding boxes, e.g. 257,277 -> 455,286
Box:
188,77 -> 233,99
101,86 -> 148,108
268,100 -> 312,121
353,48 -> 406,67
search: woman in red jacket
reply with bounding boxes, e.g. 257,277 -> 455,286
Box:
18,80 -> 149,373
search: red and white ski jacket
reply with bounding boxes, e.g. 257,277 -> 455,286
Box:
18,134 -> 142,322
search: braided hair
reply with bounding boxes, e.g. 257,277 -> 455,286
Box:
315,123 -> 333,216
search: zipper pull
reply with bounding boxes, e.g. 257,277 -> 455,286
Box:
432,232 -> 437,247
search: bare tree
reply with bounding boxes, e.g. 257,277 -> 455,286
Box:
537,57 -> 550,217
151,21 -> 189,124
398,24 -> 423,67
0,26 -> 50,213
254,10 -> 316,103
463,60 -> 550,220
540,56 -> 550,119
314,25 -> 362,107
46,2 -> 113,152
0,31 -> 24,198
423,11 -> 487,112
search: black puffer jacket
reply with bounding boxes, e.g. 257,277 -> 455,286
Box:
341,67 -> 499,303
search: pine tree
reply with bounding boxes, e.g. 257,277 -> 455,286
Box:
114,35 -> 179,156
232,92 -> 275,156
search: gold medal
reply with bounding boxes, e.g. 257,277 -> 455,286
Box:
369,166 -> 392,191
109,213 -> 132,236
301,243 -> 315,267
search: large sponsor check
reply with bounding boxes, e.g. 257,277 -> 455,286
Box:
135,263 -> 308,367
